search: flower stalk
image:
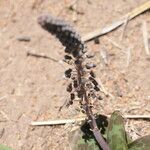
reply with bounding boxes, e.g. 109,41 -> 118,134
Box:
38,14 -> 110,150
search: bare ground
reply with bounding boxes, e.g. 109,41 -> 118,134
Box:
0,0 -> 150,150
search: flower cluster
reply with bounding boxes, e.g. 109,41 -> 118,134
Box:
38,14 -> 102,107
38,14 -> 110,150
38,14 -> 84,57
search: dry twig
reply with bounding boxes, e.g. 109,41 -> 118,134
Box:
0,96 -> 7,101
97,78 -> 115,99
142,21 -> 150,55
31,118 -> 85,126
0,111 -> 9,121
100,48 -> 109,65
104,37 -> 123,50
120,16 -> 129,41
126,47 -> 131,67
82,1 -> 150,42
31,114 -> 150,126
27,51 -> 59,62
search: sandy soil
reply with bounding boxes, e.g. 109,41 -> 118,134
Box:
0,0 -> 150,150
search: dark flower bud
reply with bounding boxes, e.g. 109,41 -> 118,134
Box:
66,83 -> 72,92
89,77 -> 98,86
97,95 -> 103,100
74,59 -> 82,65
88,91 -> 96,99
69,100 -> 73,105
77,90 -> 82,98
65,69 -> 72,78
94,86 -> 100,91
72,50 -> 80,57
73,80 -> 78,88
90,70 -> 96,78
64,55 -> 72,60
71,76 -> 76,80
38,14 -> 84,57
70,93 -> 75,100
85,82 -> 93,89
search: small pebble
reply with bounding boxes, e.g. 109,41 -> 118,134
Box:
17,36 -> 31,42
94,38 -> 100,44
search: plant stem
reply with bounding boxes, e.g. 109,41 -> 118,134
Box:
75,57 -> 110,150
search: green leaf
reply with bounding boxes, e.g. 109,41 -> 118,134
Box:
69,127 -> 100,150
128,135 -> 150,150
0,145 -> 13,150
126,134 -> 133,145
107,111 -> 128,150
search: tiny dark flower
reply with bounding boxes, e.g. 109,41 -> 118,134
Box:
69,100 -> 73,105
73,80 -> 78,88
89,77 -> 98,86
97,95 -> 103,100
90,70 -> 96,78
64,55 -> 72,60
70,93 -> 75,100
85,82 -> 93,89
72,50 -> 80,57
66,83 -> 72,92
77,90 -> 82,98
38,14 -> 84,57
71,76 -> 76,80
74,59 -> 82,65
94,86 -> 100,91
88,91 -> 96,99
65,69 -> 72,78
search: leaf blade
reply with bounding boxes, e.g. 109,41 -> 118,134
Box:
128,135 -> 150,150
0,145 -> 14,150
107,111 -> 128,150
